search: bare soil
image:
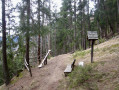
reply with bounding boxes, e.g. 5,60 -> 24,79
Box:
1,36 -> 119,90
8,54 -> 72,90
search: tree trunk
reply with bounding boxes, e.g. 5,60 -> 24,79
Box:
117,0 -> 119,33
38,35 -> 41,64
88,0 -> 91,48
40,36 -> 43,60
2,0 -> 10,85
26,0 -> 32,77
74,0 -> 76,51
37,0 -> 41,64
79,0 -> 83,50
48,0 -> 51,51
117,0 -> 119,14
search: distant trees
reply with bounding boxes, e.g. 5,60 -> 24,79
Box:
0,0 -> 119,86
49,0 -> 119,55
94,0 -> 118,38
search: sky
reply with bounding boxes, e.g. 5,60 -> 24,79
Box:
0,0 -> 95,36
0,0 -> 95,18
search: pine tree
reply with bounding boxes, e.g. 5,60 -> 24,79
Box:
2,0 -> 10,85
26,0 -> 32,77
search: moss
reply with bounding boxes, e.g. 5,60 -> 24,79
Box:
10,72 -> 24,84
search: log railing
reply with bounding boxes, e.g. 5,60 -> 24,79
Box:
38,50 -> 51,68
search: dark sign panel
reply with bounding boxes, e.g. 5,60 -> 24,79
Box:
87,31 -> 98,40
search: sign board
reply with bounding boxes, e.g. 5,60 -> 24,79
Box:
87,31 -> 98,40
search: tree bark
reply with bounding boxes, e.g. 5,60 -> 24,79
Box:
2,0 -> 10,85
74,0 -> 76,51
88,0 -> 91,48
117,0 -> 119,14
38,35 -> 41,64
48,0 -> 51,52
37,0 -> 41,64
26,0 -> 32,77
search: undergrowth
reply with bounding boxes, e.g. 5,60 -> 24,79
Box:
10,72 -> 24,84
66,63 -> 105,90
73,50 -> 90,58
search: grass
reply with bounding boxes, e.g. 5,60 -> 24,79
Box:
98,38 -> 105,43
66,62 -> 105,90
102,44 -> 119,53
115,84 -> 119,90
73,43 -> 119,61
10,72 -> 24,84
0,72 -> 24,90
73,46 -> 101,59
73,50 -> 90,59
64,38 -> 119,90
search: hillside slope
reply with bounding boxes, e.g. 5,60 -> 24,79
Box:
1,54 -> 72,90
62,35 -> 119,90
1,36 -> 119,90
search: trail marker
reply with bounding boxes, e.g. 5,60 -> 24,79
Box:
87,31 -> 98,63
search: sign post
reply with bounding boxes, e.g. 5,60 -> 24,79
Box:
87,31 -> 98,63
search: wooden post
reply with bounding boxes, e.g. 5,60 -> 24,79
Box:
24,59 -> 32,77
38,50 -> 51,68
87,31 -> 98,63
44,57 -> 47,65
28,64 -> 32,77
46,57 -> 47,65
91,40 -> 94,63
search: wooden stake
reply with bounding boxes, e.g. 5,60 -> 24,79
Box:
91,40 -> 94,63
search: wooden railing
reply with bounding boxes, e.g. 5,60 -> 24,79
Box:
24,59 -> 29,71
24,58 -> 32,77
38,50 -> 51,68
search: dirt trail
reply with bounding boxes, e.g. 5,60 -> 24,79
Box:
8,53 -> 72,90
5,36 -> 119,90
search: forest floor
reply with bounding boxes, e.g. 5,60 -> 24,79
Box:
1,35 -> 119,90
1,53 -> 73,90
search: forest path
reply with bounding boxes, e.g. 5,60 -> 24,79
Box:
5,36 -> 119,90
8,53 -> 72,90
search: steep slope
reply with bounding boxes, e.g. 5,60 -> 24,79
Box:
61,36 -> 119,90
2,54 -> 72,90
0,35 -> 119,90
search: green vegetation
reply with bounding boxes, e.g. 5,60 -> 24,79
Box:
0,36 -> 25,85
0,65 -> 4,86
66,63 -> 106,90
73,47 -> 100,59
10,72 -> 24,84
115,84 -> 119,90
73,50 -> 90,58
102,44 -> 119,53
64,42 -> 119,90
98,38 -> 106,43
1,0 -> 119,86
